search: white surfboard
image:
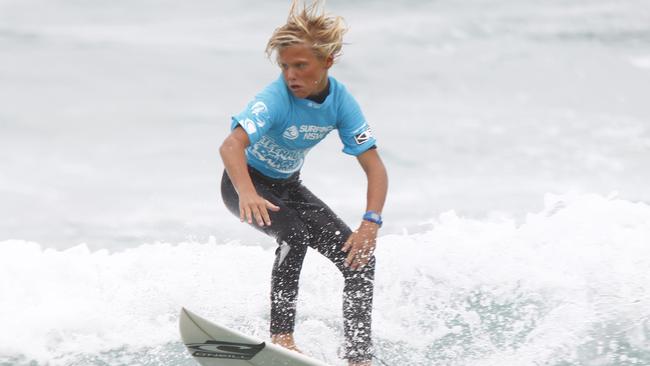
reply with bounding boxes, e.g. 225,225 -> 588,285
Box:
179,307 -> 331,366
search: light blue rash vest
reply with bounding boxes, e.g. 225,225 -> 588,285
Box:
231,75 -> 377,179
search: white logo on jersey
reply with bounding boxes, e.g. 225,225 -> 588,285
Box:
354,128 -> 373,145
250,101 -> 268,127
251,101 -> 267,116
283,126 -> 299,140
249,136 -> 306,174
243,118 -> 257,134
299,125 -> 334,140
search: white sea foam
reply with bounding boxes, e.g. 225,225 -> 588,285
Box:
2,193 -> 649,365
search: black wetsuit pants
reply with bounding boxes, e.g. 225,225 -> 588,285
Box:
221,167 -> 375,361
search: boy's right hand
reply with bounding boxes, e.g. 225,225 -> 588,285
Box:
238,190 -> 280,227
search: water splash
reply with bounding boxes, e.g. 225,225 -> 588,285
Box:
1,194 -> 649,365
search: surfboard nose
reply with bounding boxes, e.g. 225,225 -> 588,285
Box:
178,308 -> 331,365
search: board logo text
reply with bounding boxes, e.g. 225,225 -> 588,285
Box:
186,340 -> 265,360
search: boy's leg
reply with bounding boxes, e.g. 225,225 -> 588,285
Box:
221,171 -> 312,338
286,183 -> 376,362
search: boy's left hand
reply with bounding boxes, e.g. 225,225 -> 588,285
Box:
342,220 -> 379,270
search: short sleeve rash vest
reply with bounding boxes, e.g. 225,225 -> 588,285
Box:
231,75 -> 377,179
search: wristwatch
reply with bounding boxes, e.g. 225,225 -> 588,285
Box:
362,211 -> 383,227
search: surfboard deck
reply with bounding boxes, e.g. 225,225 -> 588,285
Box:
179,307 -> 331,366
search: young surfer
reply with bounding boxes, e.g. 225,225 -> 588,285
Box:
219,1 -> 388,365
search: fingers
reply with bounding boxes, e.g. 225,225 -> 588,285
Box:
240,196 -> 279,227
344,246 -> 357,268
256,199 -> 280,226
346,250 -> 371,270
343,232 -> 375,270
266,200 -> 281,212
343,234 -> 361,268
341,237 -> 352,253
251,206 -> 265,227
241,205 -> 252,224
258,201 -> 277,226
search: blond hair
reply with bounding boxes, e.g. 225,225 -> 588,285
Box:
266,0 -> 347,61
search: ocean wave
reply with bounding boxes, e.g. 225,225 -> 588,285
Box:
1,193 -> 649,365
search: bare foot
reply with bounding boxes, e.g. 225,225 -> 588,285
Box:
271,333 -> 302,353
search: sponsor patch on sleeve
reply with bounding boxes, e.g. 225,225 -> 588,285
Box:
250,101 -> 269,127
354,128 -> 373,145
240,118 -> 257,134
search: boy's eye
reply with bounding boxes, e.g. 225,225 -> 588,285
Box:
297,63 -> 307,69
280,63 -> 289,70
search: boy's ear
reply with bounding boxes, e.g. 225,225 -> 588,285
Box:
325,55 -> 334,69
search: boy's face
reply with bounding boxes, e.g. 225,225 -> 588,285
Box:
278,43 -> 333,99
